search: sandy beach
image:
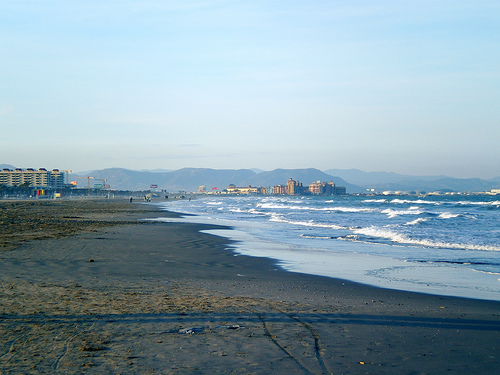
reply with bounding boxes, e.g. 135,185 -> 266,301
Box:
1,199 -> 499,374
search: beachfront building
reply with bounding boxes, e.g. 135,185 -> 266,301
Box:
0,168 -> 67,189
226,184 -> 260,195
264,187 -> 275,195
223,179 -> 346,196
309,181 -> 346,195
273,185 -> 286,195
286,178 -> 304,195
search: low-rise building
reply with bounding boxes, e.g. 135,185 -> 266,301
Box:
273,185 -> 286,195
224,179 -> 346,196
226,184 -> 260,195
309,180 -> 346,195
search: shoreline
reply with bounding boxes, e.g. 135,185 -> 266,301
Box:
1,199 -> 499,374
150,201 -> 500,302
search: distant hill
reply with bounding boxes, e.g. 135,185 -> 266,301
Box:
158,168 -> 256,191
0,164 -> 16,170
488,176 -> 500,184
324,168 -> 448,186
71,168 -> 256,192
74,168 -> 163,191
325,169 -> 500,193
137,168 -> 173,173
370,177 -> 498,193
71,167 -> 357,192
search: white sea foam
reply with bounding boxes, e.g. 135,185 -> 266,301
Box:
205,201 -> 223,206
405,218 -> 429,225
353,226 -> 500,252
257,203 -> 304,210
299,234 -> 335,239
438,212 -> 460,219
257,202 -> 374,213
470,269 -> 500,277
328,206 -> 375,213
248,208 -> 267,215
390,199 -> 439,205
381,208 -> 424,218
269,215 -> 347,230
228,208 -> 267,215
457,200 -> 500,207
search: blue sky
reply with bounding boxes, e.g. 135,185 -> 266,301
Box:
1,1 -> 499,178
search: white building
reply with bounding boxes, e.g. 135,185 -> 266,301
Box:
0,168 -> 67,189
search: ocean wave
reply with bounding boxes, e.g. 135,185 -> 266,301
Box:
228,208 -> 267,215
337,234 -> 361,241
353,226 -> 500,252
362,199 -> 388,203
269,215 -> 347,230
387,199 -> 500,208
404,218 -> 429,225
299,234 -> 335,239
327,206 -> 376,213
438,212 -> 460,219
257,202 -> 375,213
390,199 -> 439,205
456,200 -> 500,207
471,269 -> 500,277
381,208 -> 424,218
257,203 -> 307,210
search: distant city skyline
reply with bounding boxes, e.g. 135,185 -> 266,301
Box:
1,1 -> 499,179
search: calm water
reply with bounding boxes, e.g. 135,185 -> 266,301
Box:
156,195 -> 500,301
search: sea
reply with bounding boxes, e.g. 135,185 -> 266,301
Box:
153,194 -> 500,301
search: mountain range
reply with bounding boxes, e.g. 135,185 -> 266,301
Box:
70,168 -> 358,193
325,169 -> 500,193
68,167 -> 500,193
2,164 -> 498,193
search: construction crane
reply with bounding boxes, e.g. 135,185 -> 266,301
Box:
93,178 -> 107,190
71,177 -> 108,196
61,170 -> 72,186
73,176 -> 94,196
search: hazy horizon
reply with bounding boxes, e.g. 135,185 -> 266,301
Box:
2,163 -> 499,181
1,1 -> 499,179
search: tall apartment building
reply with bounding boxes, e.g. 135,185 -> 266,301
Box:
286,178 -> 304,195
0,168 -> 67,189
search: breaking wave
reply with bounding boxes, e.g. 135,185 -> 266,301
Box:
390,199 -> 440,205
381,208 -> 424,218
438,212 -> 460,219
269,215 -> 347,230
353,226 -> 500,252
257,202 -> 374,213
405,217 -> 429,225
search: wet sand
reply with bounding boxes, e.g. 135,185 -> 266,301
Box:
1,199 -> 499,374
